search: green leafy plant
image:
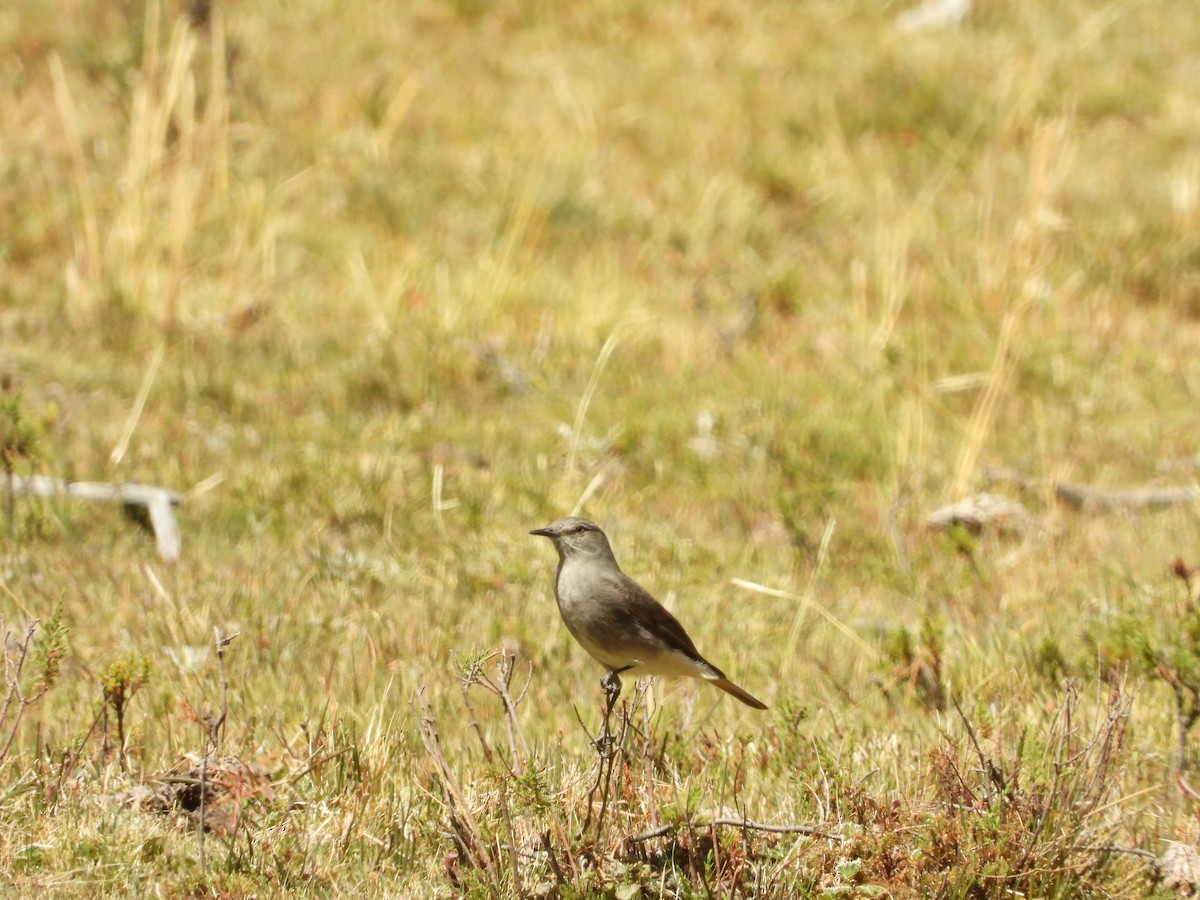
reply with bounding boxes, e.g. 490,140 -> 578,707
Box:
882,611 -> 946,710
0,606 -> 69,770
1097,559 -> 1200,772
100,652 -> 153,770
0,389 -> 45,528
31,602 -> 68,695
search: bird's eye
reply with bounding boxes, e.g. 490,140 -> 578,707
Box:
572,525 -> 587,534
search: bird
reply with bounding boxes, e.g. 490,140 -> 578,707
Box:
529,516 -> 767,710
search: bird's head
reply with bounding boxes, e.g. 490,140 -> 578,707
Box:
529,517 -> 616,562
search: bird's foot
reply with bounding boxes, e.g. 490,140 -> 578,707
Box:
601,670 -> 623,698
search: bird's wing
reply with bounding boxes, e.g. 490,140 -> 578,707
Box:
601,571 -> 728,678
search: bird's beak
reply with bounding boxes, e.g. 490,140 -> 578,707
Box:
529,526 -> 555,537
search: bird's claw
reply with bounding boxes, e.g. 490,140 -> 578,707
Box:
601,671 -> 622,696
601,671 -> 624,720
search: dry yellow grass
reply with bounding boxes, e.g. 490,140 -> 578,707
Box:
2,0 -> 1200,895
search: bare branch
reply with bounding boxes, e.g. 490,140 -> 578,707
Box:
626,818 -> 845,844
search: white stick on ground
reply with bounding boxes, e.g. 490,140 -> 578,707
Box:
9,475 -> 182,562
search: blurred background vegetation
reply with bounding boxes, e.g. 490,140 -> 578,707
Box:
3,0 -> 1200,894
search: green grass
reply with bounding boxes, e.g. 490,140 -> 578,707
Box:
3,0 -> 1200,894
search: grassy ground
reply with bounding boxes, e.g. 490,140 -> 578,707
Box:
3,0 -> 1200,895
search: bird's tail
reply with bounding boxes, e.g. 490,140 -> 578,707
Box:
708,676 -> 768,710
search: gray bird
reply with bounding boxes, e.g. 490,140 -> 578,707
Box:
529,517 -> 768,710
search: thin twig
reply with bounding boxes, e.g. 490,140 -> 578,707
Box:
1071,844 -> 1156,860
583,671 -> 629,841
416,693 -> 498,893
952,693 -> 1008,801
198,747 -> 207,874
0,621 -> 40,764
457,657 -> 495,766
626,818 -> 845,844
573,703 -> 602,837
594,700 -> 626,842
52,703 -> 106,808
211,628 -> 238,750
198,628 -> 238,876
286,746 -> 355,784
453,657 -> 523,894
540,831 -> 569,890
491,653 -> 531,767
1177,773 -> 1200,804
